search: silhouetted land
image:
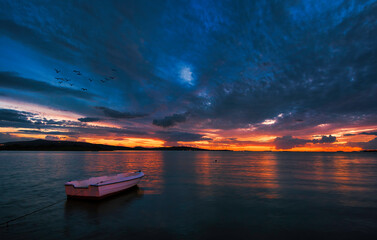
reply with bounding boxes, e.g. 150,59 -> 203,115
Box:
0,139 -> 231,151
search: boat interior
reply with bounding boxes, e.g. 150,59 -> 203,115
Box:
66,172 -> 142,188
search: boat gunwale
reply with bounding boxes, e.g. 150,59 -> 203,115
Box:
65,173 -> 144,189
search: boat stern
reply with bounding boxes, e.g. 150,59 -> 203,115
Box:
65,184 -> 100,199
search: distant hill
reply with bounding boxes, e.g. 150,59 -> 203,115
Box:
0,139 -> 227,151
0,139 -> 130,151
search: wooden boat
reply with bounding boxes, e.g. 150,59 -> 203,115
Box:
65,170 -> 144,199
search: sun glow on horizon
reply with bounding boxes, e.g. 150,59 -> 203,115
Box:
81,137 -> 165,148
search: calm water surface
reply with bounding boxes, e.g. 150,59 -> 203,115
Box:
1,151 -> 377,239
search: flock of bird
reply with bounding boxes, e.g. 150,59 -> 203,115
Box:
53,68 -> 117,92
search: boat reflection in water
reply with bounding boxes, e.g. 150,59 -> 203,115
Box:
64,186 -> 144,232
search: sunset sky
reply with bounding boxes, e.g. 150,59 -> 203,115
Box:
1,0 -> 377,151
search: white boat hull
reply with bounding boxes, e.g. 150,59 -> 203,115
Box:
65,171 -> 144,199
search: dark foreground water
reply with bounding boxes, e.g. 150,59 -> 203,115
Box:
1,151 -> 377,240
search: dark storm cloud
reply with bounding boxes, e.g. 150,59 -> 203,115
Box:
1,0 -> 377,142
35,119 -> 67,125
17,130 -> 78,136
312,135 -> 336,144
213,138 -> 269,146
78,117 -> 101,123
155,131 -> 208,142
0,72 -> 94,99
183,0 -> 377,129
274,136 -> 311,150
0,109 -> 65,129
361,132 -> 377,136
108,128 -> 146,136
153,112 -> 189,128
0,119 -> 33,129
0,108 -> 85,129
0,108 -> 34,123
343,132 -> 377,137
349,137 -> 377,150
0,88 -> 101,122
95,107 -> 147,119
10,121 -> 147,139
274,135 -> 337,149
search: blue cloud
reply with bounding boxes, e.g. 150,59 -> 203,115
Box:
1,0 -> 377,146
